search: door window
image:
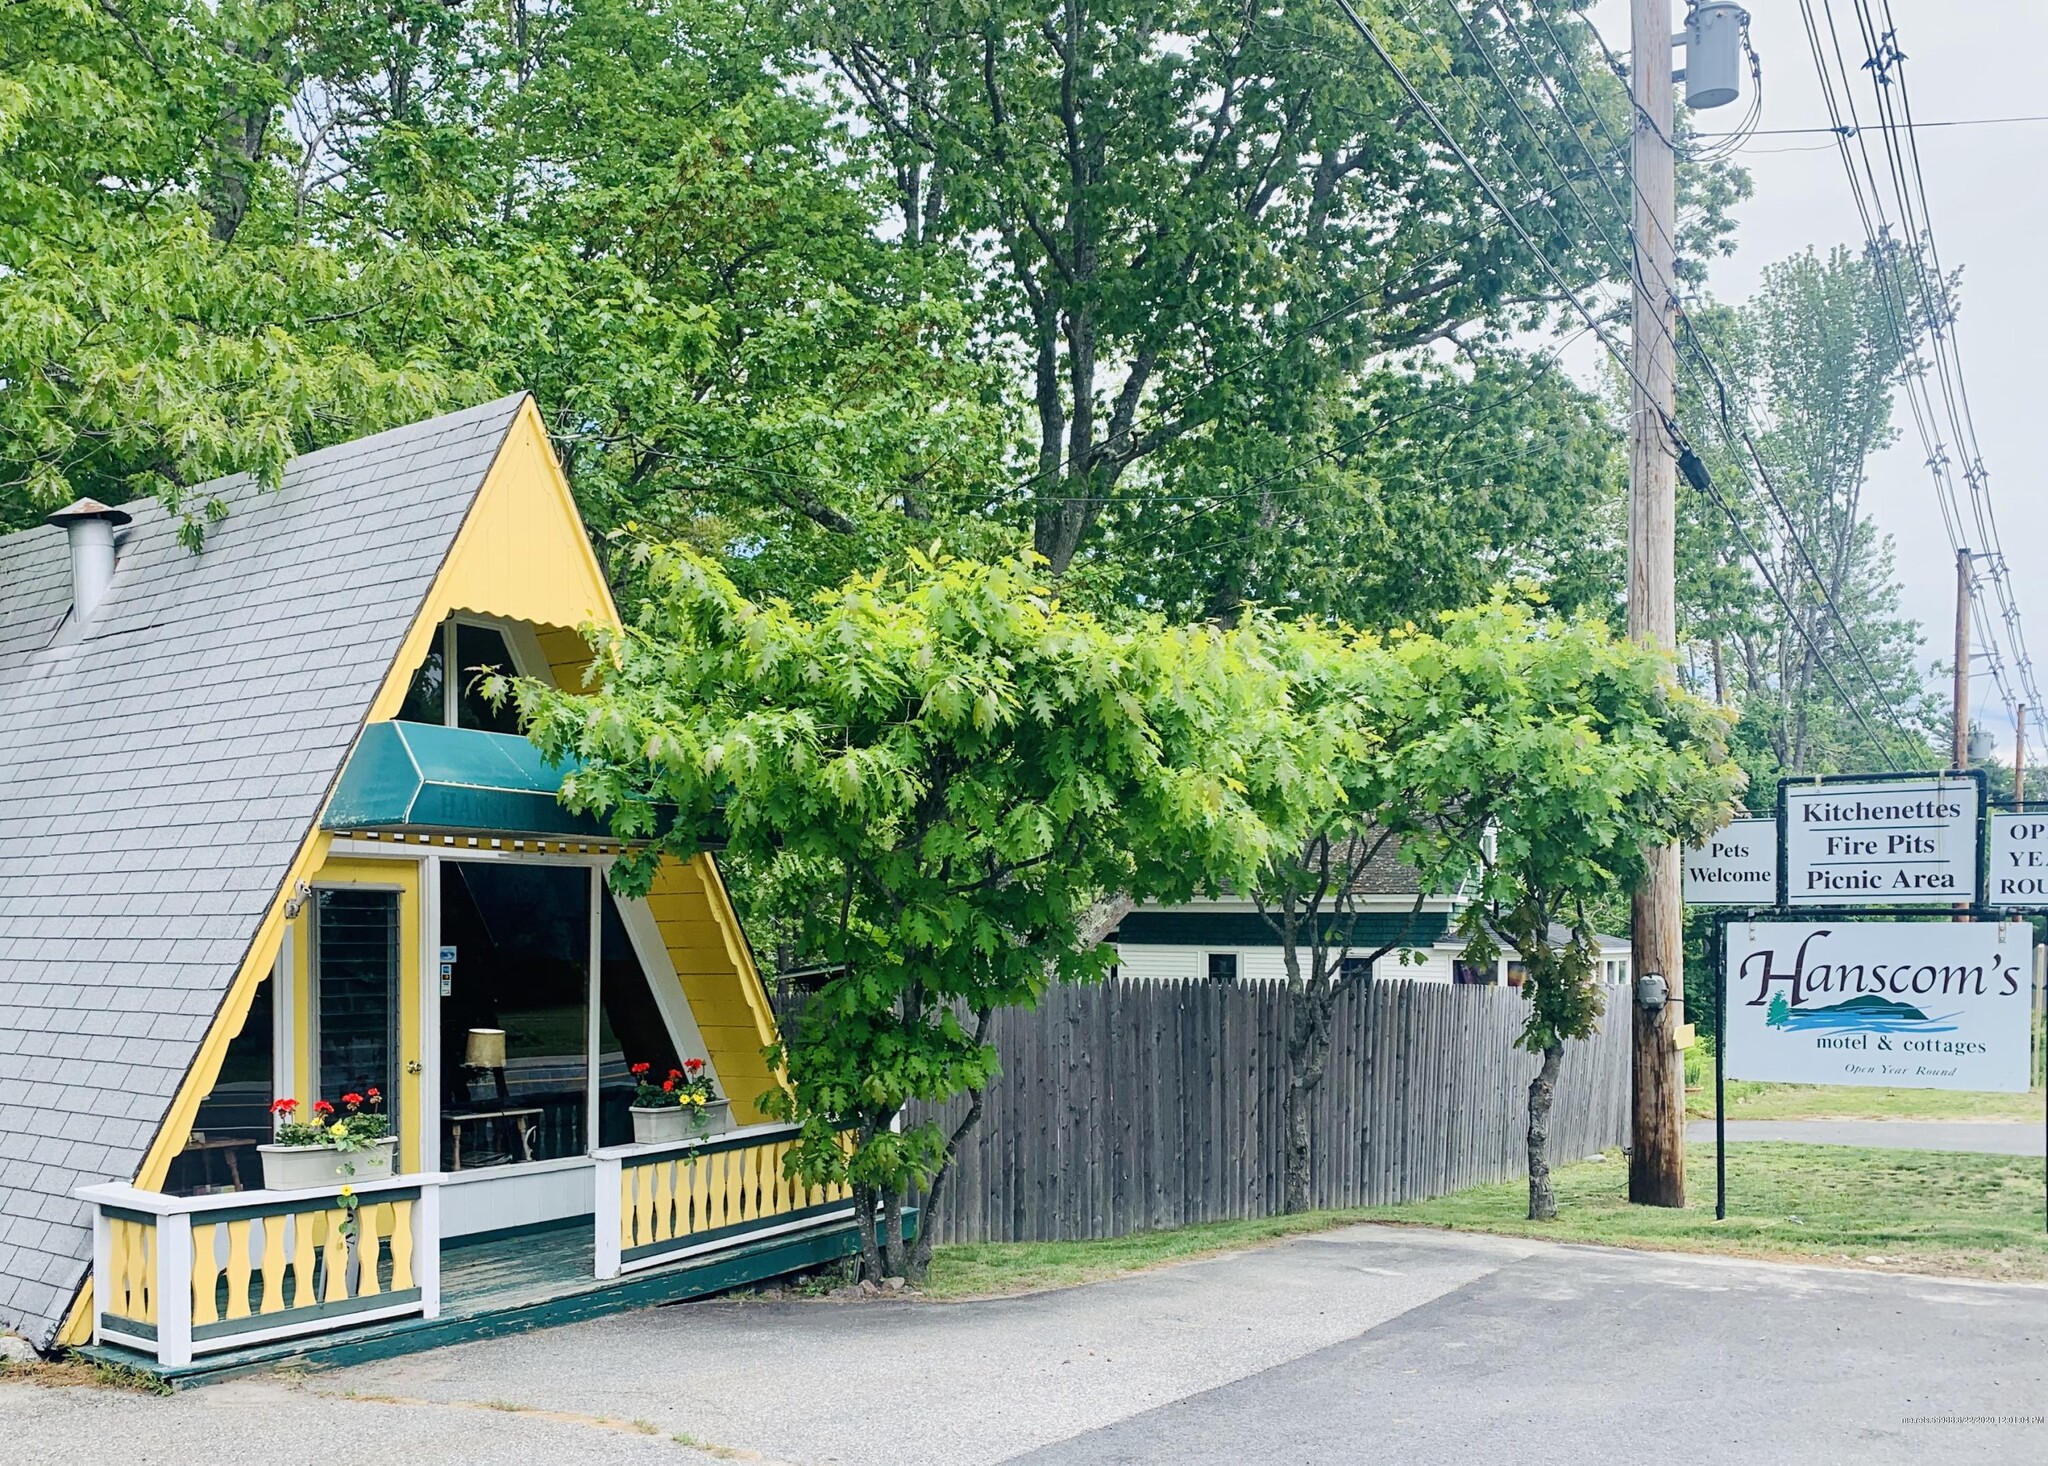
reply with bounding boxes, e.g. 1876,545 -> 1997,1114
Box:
315,888 -> 400,1119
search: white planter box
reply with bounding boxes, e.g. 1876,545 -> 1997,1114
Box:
257,1137 -> 397,1190
630,1099 -> 732,1145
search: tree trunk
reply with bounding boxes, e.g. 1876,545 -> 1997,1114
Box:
853,1181 -> 884,1283
1281,984 -> 1333,1214
906,1085 -> 986,1283
880,1183 -> 908,1279
1526,1041 -> 1565,1221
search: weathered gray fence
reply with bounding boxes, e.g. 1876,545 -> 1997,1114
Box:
905,977 -> 1630,1245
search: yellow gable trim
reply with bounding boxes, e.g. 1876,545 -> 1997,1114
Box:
367,395 -> 621,723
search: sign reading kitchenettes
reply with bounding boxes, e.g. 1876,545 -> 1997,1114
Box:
1778,774 -> 1983,907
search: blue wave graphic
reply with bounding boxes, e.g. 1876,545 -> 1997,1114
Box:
1779,1008 -> 1959,1035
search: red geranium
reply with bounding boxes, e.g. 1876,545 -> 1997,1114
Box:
661,1079 -> 675,1092
365,1087 -> 382,1104
341,1092 -> 364,1108
629,1061 -> 651,1076
270,1098 -> 297,1116
683,1058 -> 704,1075
312,1099 -> 335,1116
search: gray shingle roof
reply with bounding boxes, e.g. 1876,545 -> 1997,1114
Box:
0,394 -> 526,1348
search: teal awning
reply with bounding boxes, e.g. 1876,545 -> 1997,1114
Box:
322,721 -> 610,839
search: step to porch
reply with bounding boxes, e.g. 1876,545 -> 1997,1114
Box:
75,1214 -> 868,1390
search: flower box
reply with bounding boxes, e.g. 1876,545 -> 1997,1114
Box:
630,1098 -> 731,1145
257,1137 -> 396,1190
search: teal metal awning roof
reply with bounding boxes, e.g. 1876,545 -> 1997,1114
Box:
322,721 -> 610,839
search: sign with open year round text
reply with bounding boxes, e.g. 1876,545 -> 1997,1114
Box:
1988,813 -> 2048,907
1683,818 -> 1778,905
1780,776 -> 1981,906
1724,920 -> 2032,1091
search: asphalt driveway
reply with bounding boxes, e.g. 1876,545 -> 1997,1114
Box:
4,1224 -> 2045,1465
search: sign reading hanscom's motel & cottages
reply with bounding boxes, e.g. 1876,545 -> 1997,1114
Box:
1780,777 -> 1981,906
1724,921 -> 2032,1091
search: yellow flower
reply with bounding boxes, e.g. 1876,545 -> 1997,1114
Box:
329,1121 -> 350,1139
338,1186 -> 355,1202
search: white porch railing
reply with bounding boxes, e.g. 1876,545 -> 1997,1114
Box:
76,1173 -> 443,1368
593,1122 -> 854,1278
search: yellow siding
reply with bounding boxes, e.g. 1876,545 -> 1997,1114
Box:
535,623 -> 600,694
646,855 -> 782,1123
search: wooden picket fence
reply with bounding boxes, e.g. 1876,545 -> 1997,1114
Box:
903,977 -> 1631,1245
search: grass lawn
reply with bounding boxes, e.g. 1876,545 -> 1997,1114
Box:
1360,1142 -> 2048,1281
1685,1079 -> 2047,1122
922,1210 -> 1384,1300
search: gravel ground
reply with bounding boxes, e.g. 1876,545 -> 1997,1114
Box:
4,1222 -> 2044,1466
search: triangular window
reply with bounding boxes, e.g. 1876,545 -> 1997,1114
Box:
397,619 -> 525,734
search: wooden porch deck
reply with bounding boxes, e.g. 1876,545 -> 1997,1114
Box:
77,1212 -> 867,1390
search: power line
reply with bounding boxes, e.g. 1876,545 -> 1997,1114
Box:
1335,0 -> 1920,765
1695,113 -> 2048,138
1465,2 -> 1923,762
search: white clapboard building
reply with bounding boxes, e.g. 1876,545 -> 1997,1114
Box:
1109,839 -> 1631,988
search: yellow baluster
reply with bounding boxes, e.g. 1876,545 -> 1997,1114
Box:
106,1219 -> 133,1317
223,1219 -> 254,1320
290,1210 -> 319,1311
689,1154 -> 711,1235
722,1149 -> 743,1229
632,1165 -> 656,1248
190,1222 -> 221,1327
389,1200 -> 415,1293
653,1161 -> 675,1243
321,1209 -> 350,1303
356,1204 -> 383,1298
138,1220 -> 157,1323
617,1168 -> 635,1251
258,1213 -> 288,1315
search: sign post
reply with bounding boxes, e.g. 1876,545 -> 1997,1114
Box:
1702,768 -> 2046,1230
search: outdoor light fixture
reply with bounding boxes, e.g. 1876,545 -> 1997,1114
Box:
1637,973 -> 1669,1012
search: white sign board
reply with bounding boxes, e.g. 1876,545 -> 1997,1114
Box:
1988,813 -> 2048,907
1684,819 -> 1778,905
1780,777 -> 1980,906
1725,921 -> 2032,1091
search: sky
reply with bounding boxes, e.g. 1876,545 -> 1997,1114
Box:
1581,0 -> 2048,761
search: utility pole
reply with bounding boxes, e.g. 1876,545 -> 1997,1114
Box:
2016,703 -> 2027,803
1954,547 -> 1972,770
1628,0 -> 1685,1208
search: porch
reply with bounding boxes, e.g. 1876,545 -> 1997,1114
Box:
75,1123 -> 878,1389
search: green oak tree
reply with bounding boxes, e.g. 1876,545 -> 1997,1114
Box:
1251,597 -> 1740,1217
804,0 -> 1649,585
505,544 -> 1301,1281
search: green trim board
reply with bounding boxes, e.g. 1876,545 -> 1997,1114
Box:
1113,910 -> 1451,949
190,1287 -> 421,1342
74,1209 -> 916,1391
192,1187 -> 423,1228
321,720 -> 608,838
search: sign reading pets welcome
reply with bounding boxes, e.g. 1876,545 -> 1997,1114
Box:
1724,921 -> 2033,1091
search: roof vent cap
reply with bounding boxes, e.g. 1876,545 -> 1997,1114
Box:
45,497 -> 133,623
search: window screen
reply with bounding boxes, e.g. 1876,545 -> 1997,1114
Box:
1207,952 -> 1238,985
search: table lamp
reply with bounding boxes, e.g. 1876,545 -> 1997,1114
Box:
465,1027 -> 509,1105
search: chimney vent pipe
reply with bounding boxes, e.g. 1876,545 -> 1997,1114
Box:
45,498 -> 133,624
